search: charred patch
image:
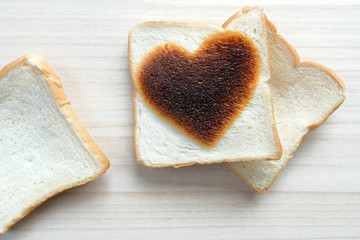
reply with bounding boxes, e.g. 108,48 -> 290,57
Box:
138,31 -> 260,148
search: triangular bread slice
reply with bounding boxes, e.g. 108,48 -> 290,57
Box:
223,8 -> 345,193
0,55 -> 110,234
128,10 -> 282,167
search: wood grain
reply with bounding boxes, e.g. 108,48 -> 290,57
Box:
1,0 -> 359,239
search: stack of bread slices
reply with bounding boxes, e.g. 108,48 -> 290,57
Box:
128,7 -> 345,194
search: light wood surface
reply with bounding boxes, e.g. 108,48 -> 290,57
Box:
1,0 -> 360,239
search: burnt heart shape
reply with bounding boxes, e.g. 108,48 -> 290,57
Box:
138,31 -> 260,148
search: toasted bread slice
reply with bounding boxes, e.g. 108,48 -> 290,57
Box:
0,55 -> 110,234
128,9 -> 281,167
224,8 -> 345,193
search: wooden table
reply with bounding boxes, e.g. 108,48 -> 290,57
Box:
1,0 -> 359,239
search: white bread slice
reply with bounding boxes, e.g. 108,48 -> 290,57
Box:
128,9 -> 282,167
0,55 -> 110,234
224,8 -> 345,193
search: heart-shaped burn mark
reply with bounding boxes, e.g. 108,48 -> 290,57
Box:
138,31 -> 260,148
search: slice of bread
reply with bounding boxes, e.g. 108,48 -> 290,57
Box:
0,55 -> 110,234
224,8 -> 345,194
128,9 -> 282,167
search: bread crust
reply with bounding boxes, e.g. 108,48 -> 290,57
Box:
129,11 -> 283,167
0,55 -> 110,234
224,9 -> 345,194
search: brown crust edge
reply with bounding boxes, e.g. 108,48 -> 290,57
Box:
129,10 -> 283,168
224,9 -> 346,194
0,55 -> 110,235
